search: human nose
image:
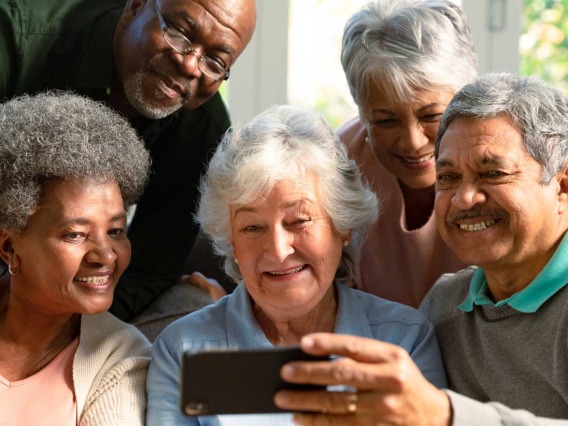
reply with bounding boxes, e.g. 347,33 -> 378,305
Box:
174,48 -> 203,78
399,123 -> 430,152
451,181 -> 487,210
85,237 -> 118,266
263,226 -> 294,263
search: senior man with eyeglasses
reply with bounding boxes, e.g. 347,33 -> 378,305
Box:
0,0 -> 256,332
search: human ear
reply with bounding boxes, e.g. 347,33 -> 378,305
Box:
114,0 -> 151,59
230,240 -> 239,262
555,165 -> 568,214
0,230 -> 16,267
343,230 -> 353,247
123,0 -> 148,17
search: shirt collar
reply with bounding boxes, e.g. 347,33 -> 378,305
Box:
333,282 -> 374,338
225,281 -> 374,347
226,283 -> 274,348
459,232 -> 568,313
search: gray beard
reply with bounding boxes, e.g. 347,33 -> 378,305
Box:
123,71 -> 183,119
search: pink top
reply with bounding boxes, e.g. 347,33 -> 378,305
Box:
339,118 -> 466,307
0,337 -> 79,426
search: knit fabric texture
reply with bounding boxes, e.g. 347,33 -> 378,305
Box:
421,267 -> 568,423
75,312 -> 151,425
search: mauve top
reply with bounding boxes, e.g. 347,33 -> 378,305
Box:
339,117 -> 465,307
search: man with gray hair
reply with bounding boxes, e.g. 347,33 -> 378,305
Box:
274,73 -> 568,425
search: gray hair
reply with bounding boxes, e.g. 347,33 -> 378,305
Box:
435,73 -> 568,183
341,0 -> 478,106
0,91 -> 151,231
197,105 -> 379,286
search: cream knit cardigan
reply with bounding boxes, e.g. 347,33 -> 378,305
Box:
74,312 -> 151,425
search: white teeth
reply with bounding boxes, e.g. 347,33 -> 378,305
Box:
459,220 -> 496,232
402,154 -> 433,163
268,266 -> 304,275
76,275 -> 110,284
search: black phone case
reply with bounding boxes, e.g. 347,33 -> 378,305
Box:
180,346 -> 328,415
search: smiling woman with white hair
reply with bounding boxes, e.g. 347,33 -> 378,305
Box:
147,105 -> 446,425
0,91 -> 151,425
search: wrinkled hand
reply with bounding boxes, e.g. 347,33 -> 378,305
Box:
180,272 -> 227,301
274,333 -> 451,426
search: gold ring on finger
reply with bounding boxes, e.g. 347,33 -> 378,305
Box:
346,393 -> 358,414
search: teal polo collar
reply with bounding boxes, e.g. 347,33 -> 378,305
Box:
459,232 -> 568,313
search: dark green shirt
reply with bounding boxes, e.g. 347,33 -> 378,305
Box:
0,0 -> 231,320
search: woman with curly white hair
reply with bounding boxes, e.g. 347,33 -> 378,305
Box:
147,105 -> 446,425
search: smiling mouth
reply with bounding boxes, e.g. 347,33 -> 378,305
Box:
458,220 -> 497,232
266,266 -> 306,276
399,153 -> 434,164
155,72 -> 189,99
75,275 -> 110,284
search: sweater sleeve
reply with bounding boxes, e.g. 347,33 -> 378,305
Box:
75,313 -> 151,426
79,355 -> 149,426
447,390 -> 568,426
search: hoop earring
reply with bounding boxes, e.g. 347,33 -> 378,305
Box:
8,262 -> 18,275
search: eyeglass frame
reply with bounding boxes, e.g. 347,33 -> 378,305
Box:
152,0 -> 230,81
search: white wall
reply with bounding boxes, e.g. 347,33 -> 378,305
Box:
228,0 -> 523,122
228,0 -> 290,123
462,0 -> 523,73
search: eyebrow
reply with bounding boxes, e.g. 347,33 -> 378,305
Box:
371,102 -> 446,115
59,212 -> 127,228
169,11 -> 236,56
233,206 -> 257,216
436,156 -> 508,168
417,103 -> 446,113
233,199 -> 313,217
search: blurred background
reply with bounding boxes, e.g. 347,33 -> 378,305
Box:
220,0 -> 567,128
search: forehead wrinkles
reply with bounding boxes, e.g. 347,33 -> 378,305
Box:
365,88 -> 452,115
437,140 -> 528,175
192,0 -> 253,45
438,116 -> 523,157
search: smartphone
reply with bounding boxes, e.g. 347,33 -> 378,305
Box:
180,346 -> 329,416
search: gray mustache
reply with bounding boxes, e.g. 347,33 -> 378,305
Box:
446,209 -> 508,225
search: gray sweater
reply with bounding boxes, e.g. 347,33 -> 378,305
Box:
420,267 -> 568,425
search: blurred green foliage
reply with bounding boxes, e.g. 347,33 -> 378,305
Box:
521,0 -> 568,94
218,81 -> 228,105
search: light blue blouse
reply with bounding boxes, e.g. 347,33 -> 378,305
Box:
147,281 -> 447,425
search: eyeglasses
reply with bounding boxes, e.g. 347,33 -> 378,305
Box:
153,0 -> 230,81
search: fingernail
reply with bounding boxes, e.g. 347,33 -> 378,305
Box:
293,414 -> 305,425
274,392 -> 289,405
302,336 -> 314,349
281,364 -> 294,379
